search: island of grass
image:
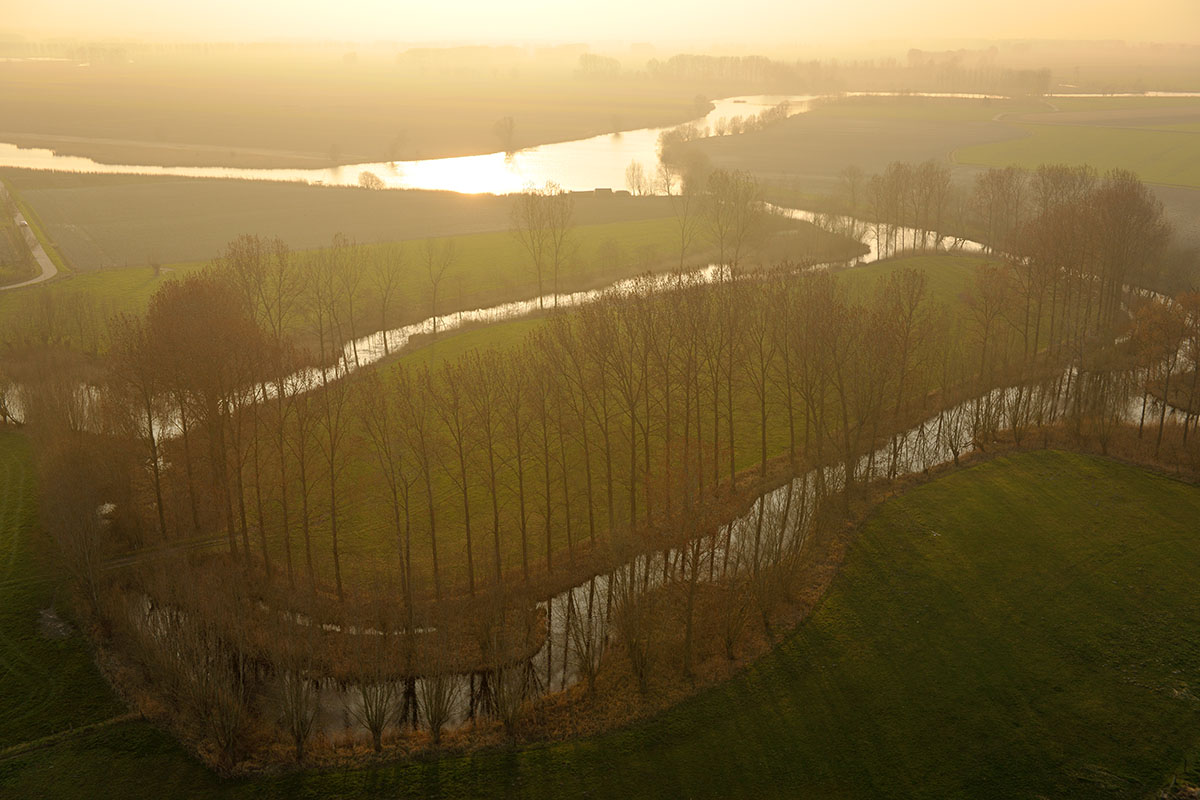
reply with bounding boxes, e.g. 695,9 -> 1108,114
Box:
4,439 -> 1200,798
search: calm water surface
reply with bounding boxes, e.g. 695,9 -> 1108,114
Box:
7,91 -> 1195,195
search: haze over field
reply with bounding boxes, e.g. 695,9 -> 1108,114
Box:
4,2 -> 1200,798
6,0 -> 1200,44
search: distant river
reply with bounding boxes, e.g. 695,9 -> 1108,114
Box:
4,91 -> 1197,195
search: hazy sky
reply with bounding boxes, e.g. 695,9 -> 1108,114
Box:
7,0 -> 1199,44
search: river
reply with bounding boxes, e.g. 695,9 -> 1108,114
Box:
5,91 -> 1199,195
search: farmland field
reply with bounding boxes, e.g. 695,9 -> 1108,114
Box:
693,100 -> 1021,192
0,170 -> 680,271
0,54 -> 708,169
955,123 -> 1200,188
695,94 -> 1200,249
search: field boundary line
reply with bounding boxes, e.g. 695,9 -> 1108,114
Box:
0,713 -> 139,763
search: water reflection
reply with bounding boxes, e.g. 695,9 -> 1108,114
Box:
8,91 -> 1193,195
0,95 -> 808,194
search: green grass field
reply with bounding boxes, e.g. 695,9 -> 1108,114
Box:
5,447 -> 1200,797
0,433 -> 123,752
0,215 -> 705,345
0,214 -> 684,339
0,170 -> 686,271
955,123 -> 1200,188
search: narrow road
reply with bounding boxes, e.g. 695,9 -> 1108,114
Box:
1,185 -> 58,290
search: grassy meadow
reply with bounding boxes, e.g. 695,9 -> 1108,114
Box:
0,433 -> 123,752
955,122 -> 1200,188
5,447 -> 1200,797
806,95 -> 1048,122
695,93 -> 1200,253
693,100 -> 1019,185
0,170 -> 682,271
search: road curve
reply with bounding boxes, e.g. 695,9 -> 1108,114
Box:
1,185 -> 58,290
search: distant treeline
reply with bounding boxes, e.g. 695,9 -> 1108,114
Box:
645,53 -> 1049,95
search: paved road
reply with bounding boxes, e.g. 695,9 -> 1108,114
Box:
1,186 -> 58,290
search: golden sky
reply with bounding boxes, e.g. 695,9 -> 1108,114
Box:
6,0 -> 1198,44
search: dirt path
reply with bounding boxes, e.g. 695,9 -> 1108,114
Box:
1,185 -> 58,290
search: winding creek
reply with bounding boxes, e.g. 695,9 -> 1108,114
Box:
7,87 -> 1196,738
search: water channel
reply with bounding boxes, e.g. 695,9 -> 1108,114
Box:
5,91 -> 1199,195
10,86 -> 1193,737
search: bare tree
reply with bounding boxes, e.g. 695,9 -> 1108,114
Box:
423,238 -> 457,338
345,590 -> 401,753
702,168 -> 766,275
433,360 -> 477,595
625,160 -> 649,196
276,616 -> 319,762
838,164 -> 864,212
372,243 -> 404,355
108,312 -> 169,539
512,182 -> 574,309
396,365 -> 443,599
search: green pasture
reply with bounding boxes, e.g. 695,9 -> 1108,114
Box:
955,123 -> 1200,188
5,449 -> 1200,798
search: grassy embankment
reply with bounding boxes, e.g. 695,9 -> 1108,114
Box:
5,442 -> 1200,797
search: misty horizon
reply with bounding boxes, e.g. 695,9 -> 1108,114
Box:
4,0 -> 1200,47
2,2 -> 1200,797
